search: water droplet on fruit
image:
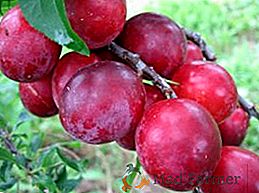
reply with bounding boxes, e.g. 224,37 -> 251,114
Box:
205,155 -> 208,159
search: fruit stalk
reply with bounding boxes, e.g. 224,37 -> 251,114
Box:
109,42 -> 177,99
185,29 -> 259,121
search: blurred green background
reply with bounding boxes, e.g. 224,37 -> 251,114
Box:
0,0 -> 258,192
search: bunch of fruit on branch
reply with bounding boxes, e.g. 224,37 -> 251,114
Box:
0,1 -> 258,193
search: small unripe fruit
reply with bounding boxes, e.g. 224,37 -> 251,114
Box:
52,52 -> 99,107
136,99 -> 222,191
60,61 -> 145,144
0,6 -> 61,82
19,74 -> 58,117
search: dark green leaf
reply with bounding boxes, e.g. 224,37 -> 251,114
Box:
0,161 -> 13,181
13,111 -> 31,130
15,154 -> 28,168
0,147 -> 16,163
58,177 -> 82,193
38,147 -> 56,168
33,175 -> 57,193
0,0 -> 17,15
56,148 -> 82,172
0,177 -> 17,191
18,0 -> 89,56
30,133 -> 44,153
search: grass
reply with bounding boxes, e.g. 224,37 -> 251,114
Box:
0,0 -> 258,192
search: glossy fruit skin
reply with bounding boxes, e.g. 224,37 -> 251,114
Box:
201,146 -> 259,193
136,99 -> 222,191
116,85 -> 164,151
172,62 -> 238,123
65,0 -> 126,49
219,107 -> 249,146
185,41 -> 203,64
0,6 -> 61,82
118,12 -> 187,78
52,52 -> 99,107
60,61 -> 145,144
19,74 -> 58,117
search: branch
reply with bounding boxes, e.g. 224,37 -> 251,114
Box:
239,96 -> 259,119
0,128 -> 19,155
183,28 -> 217,62
108,42 -> 177,99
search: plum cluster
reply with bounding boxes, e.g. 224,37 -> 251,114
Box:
0,1 -> 258,193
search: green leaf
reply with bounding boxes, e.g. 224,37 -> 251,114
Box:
0,177 -> 17,191
59,177 -> 82,193
0,147 -> 16,163
18,0 -> 90,56
0,161 -> 13,181
0,0 -> 17,15
56,148 -> 82,172
13,111 -> 31,130
33,175 -> 57,193
38,147 -> 56,168
30,133 -> 44,153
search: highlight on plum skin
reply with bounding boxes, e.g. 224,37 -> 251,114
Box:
59,61 -> 146,145
19,74 -> 58,118
0,6 -> 61,82
52,52 -> 99,108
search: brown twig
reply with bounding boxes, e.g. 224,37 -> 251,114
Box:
183,28 -> 217,61
239,95 -> 259,119
108,42 -> 177,99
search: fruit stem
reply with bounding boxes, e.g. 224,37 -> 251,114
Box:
239,95 -> 259,120
109,42 -> 177,99
183,28 -> 217,61
126,158 -> 142,193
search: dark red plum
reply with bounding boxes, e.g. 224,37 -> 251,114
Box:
65,0 -> 127,49
172,62 -> 238,123
52,52 -> 99,107
219,107 -> 249,146
201,146 -> 259,193
19,74 -> 58,117
0,6 -> 61,82
136,99 -> 222,191
59,61 -> 146,144
118,12 -> 187,78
